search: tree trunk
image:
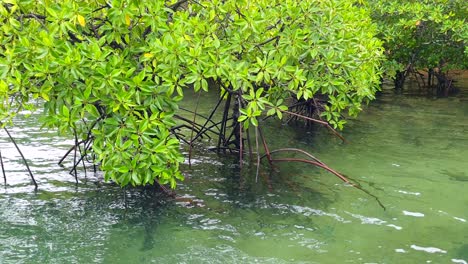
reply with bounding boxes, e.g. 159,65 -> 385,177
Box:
394,70 -> 406,90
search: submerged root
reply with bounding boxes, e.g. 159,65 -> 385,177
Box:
260,147 -> 386,210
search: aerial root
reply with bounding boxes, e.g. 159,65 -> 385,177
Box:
2,126 -> 37,190
259,146 -> 386,210
1,150 -> 6,185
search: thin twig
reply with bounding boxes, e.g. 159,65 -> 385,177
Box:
179,107 -> 218,128
190,90 -> 227,143
3,127 -> 37,189
0,151 -> 6,185
257,126 -> 273,167
69,153 -> 87,175
255,36 -> 280,48
58,140 -> 85,165
92,4 -> 110,13
246,128 -> 253,160
72,127 -> 79,183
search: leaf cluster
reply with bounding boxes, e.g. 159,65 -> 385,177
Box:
0,0 -> 384,187
367,0 -> 468,74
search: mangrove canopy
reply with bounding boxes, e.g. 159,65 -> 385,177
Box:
0,0 -> 384,188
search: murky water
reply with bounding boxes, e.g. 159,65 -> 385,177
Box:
1,79 -> 468,263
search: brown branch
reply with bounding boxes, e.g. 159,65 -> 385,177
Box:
235,5 -> 246,19
255,36 -> 280,48
169,0 -> 189,10
266,19 -> 282,30
257,126 -> 273,166
19,13 -> 47,30
92,4 -> 110,13
20,13 -> 46,20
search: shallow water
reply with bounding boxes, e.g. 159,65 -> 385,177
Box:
1,81 -> 468,263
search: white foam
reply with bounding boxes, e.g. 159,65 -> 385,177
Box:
454,217 -> 467,222
410,245 -> 447,254
452,259 -> 468,264
386,224 -> 403,230
397,190 -> 421,196
403,210 -> 425,217
345,212 -> 386,225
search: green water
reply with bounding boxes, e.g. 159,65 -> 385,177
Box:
1,83 -> 468,263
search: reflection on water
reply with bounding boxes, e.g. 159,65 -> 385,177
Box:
1,80 -> 468,263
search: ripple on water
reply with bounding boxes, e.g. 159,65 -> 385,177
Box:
288,204 -> 350,223
345,211 -> 403,230
2,86 -> 468,263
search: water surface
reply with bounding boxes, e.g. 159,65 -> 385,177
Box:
1,81 -> 467,263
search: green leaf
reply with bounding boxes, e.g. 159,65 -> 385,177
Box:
0,0 -> 386,189
62,106 -> 69,118
276,110 -> 283,119
238,115 -> 248,122
250,117 -> 258,127
267,108 -> 276,116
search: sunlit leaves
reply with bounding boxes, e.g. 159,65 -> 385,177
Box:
0,0 -> 187,188
0,0 -> 384,188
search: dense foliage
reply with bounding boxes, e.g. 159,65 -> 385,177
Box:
0,0 -> 383,187
368,0 -> 468,87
